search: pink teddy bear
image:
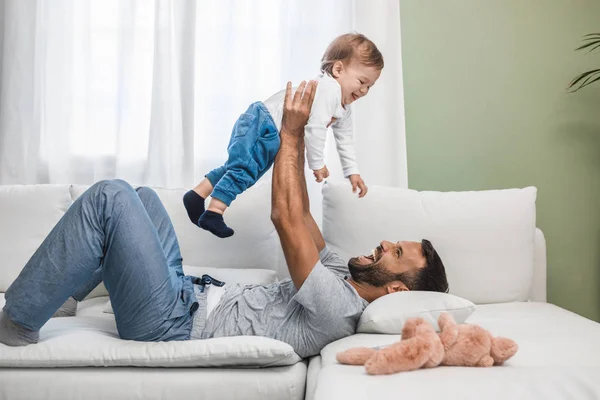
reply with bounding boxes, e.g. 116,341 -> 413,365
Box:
336,313 -> 518,375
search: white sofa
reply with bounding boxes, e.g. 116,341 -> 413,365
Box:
1,180 -> 600,400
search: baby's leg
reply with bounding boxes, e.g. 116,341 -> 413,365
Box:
199,196 -> 233,238
194,178 -> 215,198
197,102 -> 278,238
183,168 -> 221,225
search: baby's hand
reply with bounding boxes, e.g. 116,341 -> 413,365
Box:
349,174 -> 368,198
313,166 -> 330,183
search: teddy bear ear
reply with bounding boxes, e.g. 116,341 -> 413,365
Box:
402,317 -> 426,338
438,312 -> 456,329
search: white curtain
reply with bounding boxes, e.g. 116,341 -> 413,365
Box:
0,0 -> 406,203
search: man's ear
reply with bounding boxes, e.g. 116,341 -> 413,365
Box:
387,281 -> 408,294
331,61 -> 344,78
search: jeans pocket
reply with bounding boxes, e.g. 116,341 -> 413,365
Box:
233,113 -> 257,137
167,281 -> 196,319
253,128 -> 280,172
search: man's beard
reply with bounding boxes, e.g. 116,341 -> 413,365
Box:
347,258 -> 410,287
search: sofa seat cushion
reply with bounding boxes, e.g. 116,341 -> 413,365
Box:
313,302 -> 600,400
0,294 -> 301,368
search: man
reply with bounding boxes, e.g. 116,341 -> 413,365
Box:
0,81 -> 448,358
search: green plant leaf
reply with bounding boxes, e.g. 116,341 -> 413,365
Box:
569,69 -> 600,87
579,71 -> 600,86
576,75 -> 600,91
586,42 -> 600,53
575,38 -> 600,51
569,70 -> 600,92
582,33 -> 600,38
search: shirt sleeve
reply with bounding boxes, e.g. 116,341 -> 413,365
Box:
304,81 -> 342,171
319,245 -> 350,279
293,261 -> 365,321
331,107 -> 359,177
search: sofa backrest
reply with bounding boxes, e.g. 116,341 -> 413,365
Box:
0,181 -> 546,305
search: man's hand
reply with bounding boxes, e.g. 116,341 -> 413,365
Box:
349,174 -> 368,198
281,80 -> 318,139
313,166 -> 330,183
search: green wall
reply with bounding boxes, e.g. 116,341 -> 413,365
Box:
400,0 -> 600,321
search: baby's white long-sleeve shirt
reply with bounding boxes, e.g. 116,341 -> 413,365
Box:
263,74 -> 359,178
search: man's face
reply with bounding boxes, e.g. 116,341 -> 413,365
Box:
348,241 -> 426,288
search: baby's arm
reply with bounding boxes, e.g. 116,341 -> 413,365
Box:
304,81 -> 341,175
332,112 -> 368,197
331,110 -> 359,178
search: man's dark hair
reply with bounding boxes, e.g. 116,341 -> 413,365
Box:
402,239 -> 449,293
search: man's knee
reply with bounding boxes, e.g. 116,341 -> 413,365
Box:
87,179 -> 136,204
91,179 -> 132,192
135,186 -> 159,203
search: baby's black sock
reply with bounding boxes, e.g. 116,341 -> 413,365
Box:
199,210 -> 234,238
183,190 -> 205,226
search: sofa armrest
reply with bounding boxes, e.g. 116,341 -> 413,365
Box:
530,228 -> 547,302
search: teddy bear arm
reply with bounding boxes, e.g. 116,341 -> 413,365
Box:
365,336 -> 436,375
490,336 -> 519,364
336,347 -> 377,365
475,355 -> 494,367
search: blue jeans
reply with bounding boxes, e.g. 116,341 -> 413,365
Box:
207,101 -> 279,206
3,180 -> 197,341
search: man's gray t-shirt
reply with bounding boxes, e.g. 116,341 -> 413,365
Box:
197,246 -> 368,358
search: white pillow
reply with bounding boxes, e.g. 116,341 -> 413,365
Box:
0,185 -> 72,292
322,181 -> 537,304
357,291 -> 476,334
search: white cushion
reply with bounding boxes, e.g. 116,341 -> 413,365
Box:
0,316 -> 301,368
322,181 -> 537,304
356,291 -> 476,334
0,185 -> 72,292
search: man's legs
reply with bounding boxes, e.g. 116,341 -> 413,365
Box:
134,186 -> 184,278
2,180 -> 193,345
66,185 -> 186,308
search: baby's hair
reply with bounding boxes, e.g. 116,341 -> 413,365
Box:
320,33 -> 384,75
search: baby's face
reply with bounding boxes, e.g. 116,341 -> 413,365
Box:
334,61 -> 381,106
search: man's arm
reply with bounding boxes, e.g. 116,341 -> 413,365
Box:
271,81 -> 320,289
299,155 -> 326,253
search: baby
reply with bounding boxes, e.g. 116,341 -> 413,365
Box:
184,33 -> 384,238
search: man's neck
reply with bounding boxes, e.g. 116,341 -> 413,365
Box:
347,279 -> 381,303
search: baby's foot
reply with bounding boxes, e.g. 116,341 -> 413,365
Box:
0,311 -> 39,346
183,190 -> 206,226
199,210 -> 234,238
